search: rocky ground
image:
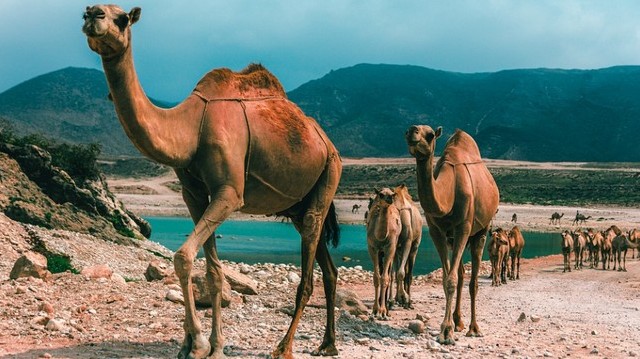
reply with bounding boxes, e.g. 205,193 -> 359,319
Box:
1,208 -> 640,359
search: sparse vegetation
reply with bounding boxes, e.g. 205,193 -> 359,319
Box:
44,253 -> 79,274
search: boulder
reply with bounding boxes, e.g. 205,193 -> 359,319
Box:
224,266 -> 258,295
335,288 -> 368,316
81,264 -> 113,279
9,252 -> 51,280
191,271 -> 232,308
145,260 -> 171,281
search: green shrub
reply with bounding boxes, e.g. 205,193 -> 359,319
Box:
46,253 -> 79,274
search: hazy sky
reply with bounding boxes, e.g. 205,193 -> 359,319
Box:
1,1 -> 640,101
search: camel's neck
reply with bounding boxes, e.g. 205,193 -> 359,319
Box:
101,48 -> 201,167
415,156 -> 455,217
370,206 -> 396,240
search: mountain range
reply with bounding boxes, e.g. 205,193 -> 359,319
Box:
1,64 -> 639,161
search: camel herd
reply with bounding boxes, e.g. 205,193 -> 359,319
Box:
561,225 -> 640,273
82,4 -> 636,357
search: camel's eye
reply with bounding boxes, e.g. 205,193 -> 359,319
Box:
96,13 -> 106,19
83,13 -> 88,20
426,132 -> 435,142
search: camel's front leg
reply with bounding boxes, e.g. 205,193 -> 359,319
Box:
394,239 -> 412,307
175,185 -> 241,359
368,246 -> 382,317
311,237 -> 339,356
466,230 -> 487,338
429,230 -> 458,345
378,245 -> 396,319
453,261 -> 465,332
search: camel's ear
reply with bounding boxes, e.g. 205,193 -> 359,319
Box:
129,7 -> 141,25
373,188 -> 380,195
435,126 -> 442,139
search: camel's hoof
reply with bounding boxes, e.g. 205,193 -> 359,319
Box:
178,334 -> 211,359
206,348 -> 225,359
311,344 -> 338,357
465,329 -> 484,338
437,334 -> 456,345
454,323 -> 465,332
271,348 -> 293,359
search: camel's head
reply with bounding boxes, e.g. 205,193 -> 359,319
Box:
405,125 -> 442,160
82,5 -> 141,59
373,188 -> 396,206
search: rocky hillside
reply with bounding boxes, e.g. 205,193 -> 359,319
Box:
289,64 -> 640,161
0,139 -> 150,247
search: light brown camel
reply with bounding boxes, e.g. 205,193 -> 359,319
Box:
405,126 -> 499,344
586,228 -> 603,269
612,233 -> 638,271
507,226 -> 525,280
603,225 -> 622,270
572,229 -> 587,270
366,188 -> 401,319
549,212 -> 564,225
83,5 -> 342,359
601,229 -> 613,270
561,230 -> 574,273
488,228 -> 509,286
628,229 -> 640,259
391,184 -> 423,308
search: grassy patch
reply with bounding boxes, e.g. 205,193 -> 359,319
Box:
46,253 -> 79,274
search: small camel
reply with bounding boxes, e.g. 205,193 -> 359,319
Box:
511,213 -> 518,223
572,229 -> 587,270
612,233 -> 639,271
366,188 -> 401,319
488,228 -> 509,286
586,228 -> 603,269
352,204 -> 362,214
507,226 -> 525,280
628,229 -> 640,259
572,212 -> 592,226
406,125 -> 499,344
603,225 -> 622,270
561,230 -> 574,273
391,184 -> 423,309
83,5 -> 342,359
549,212 -> 564,225
601,229 -> 613,270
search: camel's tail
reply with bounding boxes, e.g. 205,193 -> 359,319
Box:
322,202 -> 340,248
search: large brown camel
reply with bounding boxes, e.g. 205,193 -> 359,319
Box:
366,188 -> 401,319
561,230 -> 574,273
405,126 -> 499,344
507,226 -> 525,280
391,184 -> 423,308
83,5 -> 342,359
488,228 -> 509,286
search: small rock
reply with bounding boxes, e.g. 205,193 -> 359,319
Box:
416,313 -> 429,322
81,264 -> 113,279
39,353 -> 52,359
429,330 -> 440,337
335,288 -> 368,316
517,312 -> 527,322
355,337 -> 369,345
45,318 -> 66,331
111,273 -> 127,285
543,351 -> 553,357
591,330 -> 597,335
15,285 -> 27,294
408,319 -> 425,334
354,265 -> 363,270
591,348 -> 599,354
530,314 -> 541,323
39,302 -> 54,316
166,289 -> 184,304
30,316 -> 49,326
286,271 -> 301,284
145,261 -> 171,281
629,350 -> 637,357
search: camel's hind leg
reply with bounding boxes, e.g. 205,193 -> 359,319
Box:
466,228 -> 487,338
312,237 -> 339,356
272,153 -> 341,359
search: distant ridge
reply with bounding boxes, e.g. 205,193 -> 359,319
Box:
1,64 -> 640,161
288,63 -> 640,161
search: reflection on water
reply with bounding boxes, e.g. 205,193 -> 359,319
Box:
146,217 -> 560,275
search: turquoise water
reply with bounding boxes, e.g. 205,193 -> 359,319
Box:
145,217 -> 560,275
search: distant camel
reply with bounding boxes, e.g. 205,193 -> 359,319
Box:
603,225 -> 622,270
628,229 -> 640,259
366,188 -> 401,319
549,212 -> 564,225
489,228 -> 509,286
586,229 -> 603,269
507,226 -> 525,280
391,184 -> 423,309
573,213 -> 592,226
612,234 -> 639,271
561,230 -> 574,273
511,213 -> 518,223
352,204 -> 362,214
572,230 -> 587,270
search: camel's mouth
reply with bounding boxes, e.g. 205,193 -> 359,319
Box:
406,140 -> 419,147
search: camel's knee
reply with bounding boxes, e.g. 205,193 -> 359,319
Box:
174,250 -> 195,280
444,274 -> 457,296
205,266 -> 224,293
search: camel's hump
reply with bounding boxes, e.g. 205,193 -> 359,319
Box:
194,63 -> 287,99
440,129 -> 483,163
